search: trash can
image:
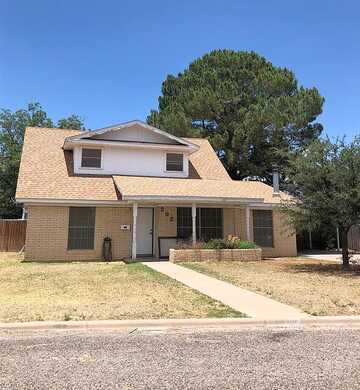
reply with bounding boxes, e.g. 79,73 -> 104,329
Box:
102,236 -> 112,261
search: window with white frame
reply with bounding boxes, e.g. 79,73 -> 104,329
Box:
81,148 -> 102,168
253,210 -> 274,247
166,153 -> 183,172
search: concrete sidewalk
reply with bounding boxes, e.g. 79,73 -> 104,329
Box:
144,262 -> 309,320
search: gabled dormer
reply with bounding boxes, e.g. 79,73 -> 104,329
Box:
63,120 -> 199,178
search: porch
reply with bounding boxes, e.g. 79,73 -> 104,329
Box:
130,203 -> 288,260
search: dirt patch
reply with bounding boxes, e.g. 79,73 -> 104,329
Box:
0,252 -> 243,322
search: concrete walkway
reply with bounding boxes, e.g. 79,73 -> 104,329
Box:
299,252 -> 360,263
145,262 -> 309,320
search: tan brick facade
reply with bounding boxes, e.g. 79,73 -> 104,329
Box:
24,205 -> 296,261
223,208 -> 247,239
154,206 -> 177,257
223,208 -> 297,257
256,210 -> 297,257
25,206 -> 132,261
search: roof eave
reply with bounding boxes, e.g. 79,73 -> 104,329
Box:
16,198 -> 129,206
122,195 -> 265,204
63,138 -> 198,153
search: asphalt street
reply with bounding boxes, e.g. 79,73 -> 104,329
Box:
1,326 -> 360,389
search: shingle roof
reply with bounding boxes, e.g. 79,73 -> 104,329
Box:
16,126 -> 288,204
16,127 -> 119,201
184,138 -> 231,181
112,175 -> 287,203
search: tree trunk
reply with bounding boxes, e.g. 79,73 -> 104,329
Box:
341,228 -> 350,270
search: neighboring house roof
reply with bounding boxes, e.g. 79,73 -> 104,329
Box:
16,126 -> 288,204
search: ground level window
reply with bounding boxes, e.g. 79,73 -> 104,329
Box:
68,207 -> 96,250
177,207 -> 223,241
177,207 -> 192,239
198,208 -> 223,241
253,210 -> 273,247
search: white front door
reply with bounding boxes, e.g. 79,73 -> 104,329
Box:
136,208 -> 153,256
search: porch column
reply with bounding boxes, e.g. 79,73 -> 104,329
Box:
192,203 -> 197,244
245,206 -> 251,241
132,203 -> 138,259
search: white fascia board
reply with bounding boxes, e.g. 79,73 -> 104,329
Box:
122,195 -> 265,204
65,120 -> 199,151
248,202 -> 282,208
63,138 -> 196,153
17,197 -> 280,208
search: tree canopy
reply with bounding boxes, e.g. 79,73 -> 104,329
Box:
0,103 -> 84,218
282,138 -> 360,268
148,49 -> 324,183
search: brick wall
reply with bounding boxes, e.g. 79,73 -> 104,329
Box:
169,248 -> 262,262
154,206 -> 177,257
259,210 -> 297,257
25,206 -> 132,261
25,205 -> 296,261
223,208 -> 297,257
223,208 -> 247,240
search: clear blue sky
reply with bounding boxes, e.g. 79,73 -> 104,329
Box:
1,0 -> 359,138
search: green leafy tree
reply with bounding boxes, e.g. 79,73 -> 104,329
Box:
57,114 -> 85,130
0,103 -> 85,218
282,138 -> 360,268
148,50 -> 324,183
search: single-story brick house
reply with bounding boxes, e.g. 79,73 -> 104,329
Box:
15,120 -> 296,261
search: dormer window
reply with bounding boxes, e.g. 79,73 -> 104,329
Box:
81,148 -> 102,168
166,153 -> 183,172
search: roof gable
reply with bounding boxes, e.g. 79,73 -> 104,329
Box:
65,120 -> 199,150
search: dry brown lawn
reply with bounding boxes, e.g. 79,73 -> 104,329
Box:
182,258 -> 360,316
0,252 -> 243,322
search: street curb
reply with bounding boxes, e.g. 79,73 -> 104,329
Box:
2,316 -> 360,332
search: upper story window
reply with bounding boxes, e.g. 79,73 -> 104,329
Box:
81,148 -> 102,168
166,153 -> 183,172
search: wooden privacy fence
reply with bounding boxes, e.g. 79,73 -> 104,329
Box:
0,220 -> 27,252
348,225 -> 360,251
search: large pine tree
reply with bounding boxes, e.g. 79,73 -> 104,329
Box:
148,50 -> 324,183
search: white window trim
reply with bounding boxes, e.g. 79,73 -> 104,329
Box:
80,147 -> 104,170
164,152 -> 184,173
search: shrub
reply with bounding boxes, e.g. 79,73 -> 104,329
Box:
175,238 -> 257,250
202,239 -> 257,250
175,240 -> 205,250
